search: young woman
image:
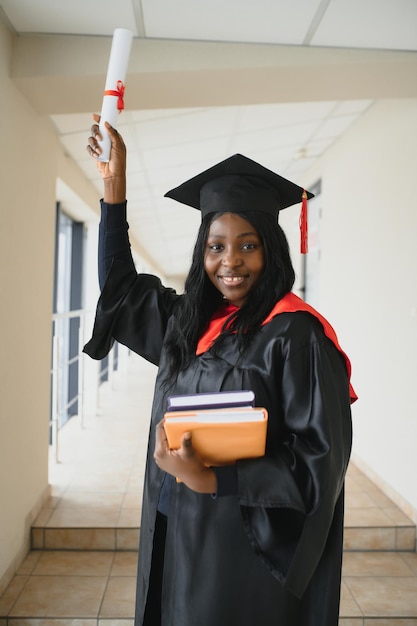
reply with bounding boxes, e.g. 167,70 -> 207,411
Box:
85,118 -> 356,626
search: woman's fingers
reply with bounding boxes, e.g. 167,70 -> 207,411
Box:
86,135 -> 101,157
180,432 -> 193,455
86,115 -> 102,158
155,420 -> 169,454
86,113 -> 127,162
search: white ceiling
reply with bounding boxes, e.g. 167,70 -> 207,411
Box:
2,0 -> 417,279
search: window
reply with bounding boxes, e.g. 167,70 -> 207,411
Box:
51,205 -> 85,435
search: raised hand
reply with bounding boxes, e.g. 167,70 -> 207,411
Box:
86,114 -> 126,204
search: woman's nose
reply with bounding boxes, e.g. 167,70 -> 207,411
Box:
222,248 -> 242,267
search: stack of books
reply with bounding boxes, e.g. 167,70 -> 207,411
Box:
164,390 -> 268,466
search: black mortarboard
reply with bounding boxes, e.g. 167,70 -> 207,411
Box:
164,153 -> 313,217
164,154 -> 313,252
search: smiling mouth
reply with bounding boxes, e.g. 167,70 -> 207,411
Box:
218,275 -> 246,286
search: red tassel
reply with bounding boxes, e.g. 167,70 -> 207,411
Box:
299,190 -> 308,254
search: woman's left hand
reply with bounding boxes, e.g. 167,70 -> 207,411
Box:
154,420 -> 217,494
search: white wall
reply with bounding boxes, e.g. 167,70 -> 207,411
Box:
289,99 -> 417,519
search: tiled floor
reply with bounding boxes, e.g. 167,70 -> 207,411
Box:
1,354 -> 416,625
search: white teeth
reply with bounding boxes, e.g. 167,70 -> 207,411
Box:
221,276 -> 244,285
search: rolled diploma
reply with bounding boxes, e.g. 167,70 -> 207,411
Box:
98,28 -> 133,162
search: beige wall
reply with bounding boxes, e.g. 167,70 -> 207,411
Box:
0,21 -> 60,587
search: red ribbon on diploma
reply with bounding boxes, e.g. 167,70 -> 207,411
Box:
104,80 -> 125,112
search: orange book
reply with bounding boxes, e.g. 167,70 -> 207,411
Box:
163,406 -> 268,466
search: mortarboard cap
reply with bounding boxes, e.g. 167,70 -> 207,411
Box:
164,154 -> 313,252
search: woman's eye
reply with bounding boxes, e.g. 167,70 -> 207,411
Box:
208,243 -> 223,252
242,242 -> 257,250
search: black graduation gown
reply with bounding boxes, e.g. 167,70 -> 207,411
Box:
84,258 -> 353,626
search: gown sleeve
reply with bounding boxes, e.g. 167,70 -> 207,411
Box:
83,200 -> 180,365
97,200 -> 136,289
236,314 -> 352,598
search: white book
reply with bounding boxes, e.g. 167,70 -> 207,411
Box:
167,390 -> 255,412
166,408 -> 266,424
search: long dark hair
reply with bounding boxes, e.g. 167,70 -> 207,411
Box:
163,210 -> 295,380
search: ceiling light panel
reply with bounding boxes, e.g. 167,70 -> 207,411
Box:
141,0 -> 323,44
1,0 -> 138,35
311,0 -> 417,51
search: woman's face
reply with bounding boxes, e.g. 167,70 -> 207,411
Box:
204,212 -> 265,308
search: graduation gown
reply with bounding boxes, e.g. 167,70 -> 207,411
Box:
84,255 -> 353,626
